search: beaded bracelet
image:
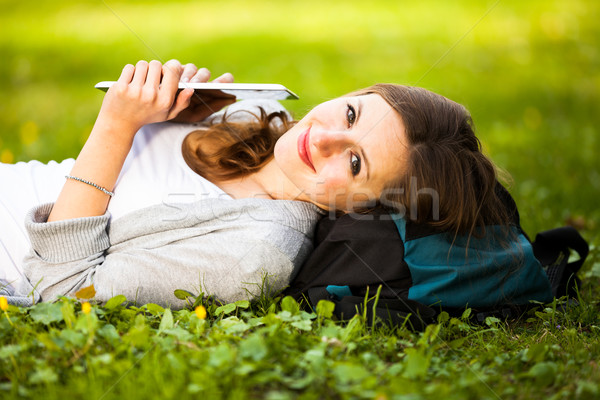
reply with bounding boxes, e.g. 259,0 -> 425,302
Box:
65,175 -> 114,197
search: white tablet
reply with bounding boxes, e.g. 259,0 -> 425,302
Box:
94,82 -> 299,100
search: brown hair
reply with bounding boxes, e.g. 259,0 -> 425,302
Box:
182,108 -> 293,182
349,84 -> 510,237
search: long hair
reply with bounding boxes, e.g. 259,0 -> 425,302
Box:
181,108 -> 293,182
349,84 -> 511,237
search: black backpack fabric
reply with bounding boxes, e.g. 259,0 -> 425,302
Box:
285,189 -> 589,329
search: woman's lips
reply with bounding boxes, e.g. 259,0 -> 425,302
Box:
297,127 -> 316,172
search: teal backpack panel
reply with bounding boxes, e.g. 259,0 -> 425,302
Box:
393,216 -> 553,308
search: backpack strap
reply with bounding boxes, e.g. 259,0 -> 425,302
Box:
532,226 -> 589,298
307,286 -> 437,331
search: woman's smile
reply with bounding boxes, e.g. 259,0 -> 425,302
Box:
297,127 -> 315,172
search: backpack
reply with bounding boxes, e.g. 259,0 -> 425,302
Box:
284,188 -> 589,330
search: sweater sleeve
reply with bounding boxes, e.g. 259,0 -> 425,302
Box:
22,203 -> 306,308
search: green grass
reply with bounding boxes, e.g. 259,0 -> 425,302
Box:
1,0 -> 599,398
1,292 -> 600,400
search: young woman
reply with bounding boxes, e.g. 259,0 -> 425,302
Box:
1,60 -> 552,309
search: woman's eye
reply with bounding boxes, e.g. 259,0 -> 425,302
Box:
350,153 -> 361,176
346,104 -> 356,127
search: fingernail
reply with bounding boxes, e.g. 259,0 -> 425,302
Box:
181,77 -> 190,83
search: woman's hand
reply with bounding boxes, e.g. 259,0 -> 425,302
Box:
48,59 -> 193,222
97,59 -> 194,134
48,60 -> 236,222
170,63 -> 237,123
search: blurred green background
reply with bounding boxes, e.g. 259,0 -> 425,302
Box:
0,0 -> 598,237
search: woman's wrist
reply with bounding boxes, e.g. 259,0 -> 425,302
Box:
47,116 -> 137,222
90,113 -> 139,147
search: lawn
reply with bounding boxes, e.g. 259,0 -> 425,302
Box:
1,0 -> 599,398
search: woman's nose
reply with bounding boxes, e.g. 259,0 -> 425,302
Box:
311,129 -> 353,157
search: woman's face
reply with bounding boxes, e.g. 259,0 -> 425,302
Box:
274,93 -> 408,212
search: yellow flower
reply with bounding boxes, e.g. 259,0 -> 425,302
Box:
0,296 -> 7,312
81,302 -> 92,314
195,305 -> 207,320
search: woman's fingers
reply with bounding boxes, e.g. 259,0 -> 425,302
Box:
180,65 -> 233,84
132,60 -> 149,86
212,72 -> 234,83
110,60 -> 234,124
116,64 -> 135,85
168,88 -> 194,120
145,60 -> 162,88
160,59 -> 184,103
181,63 -> 198,83
116,61 -> 228,89
190,67 -> 211,83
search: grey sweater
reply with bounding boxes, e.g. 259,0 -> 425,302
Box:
8,198 -> 323,308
